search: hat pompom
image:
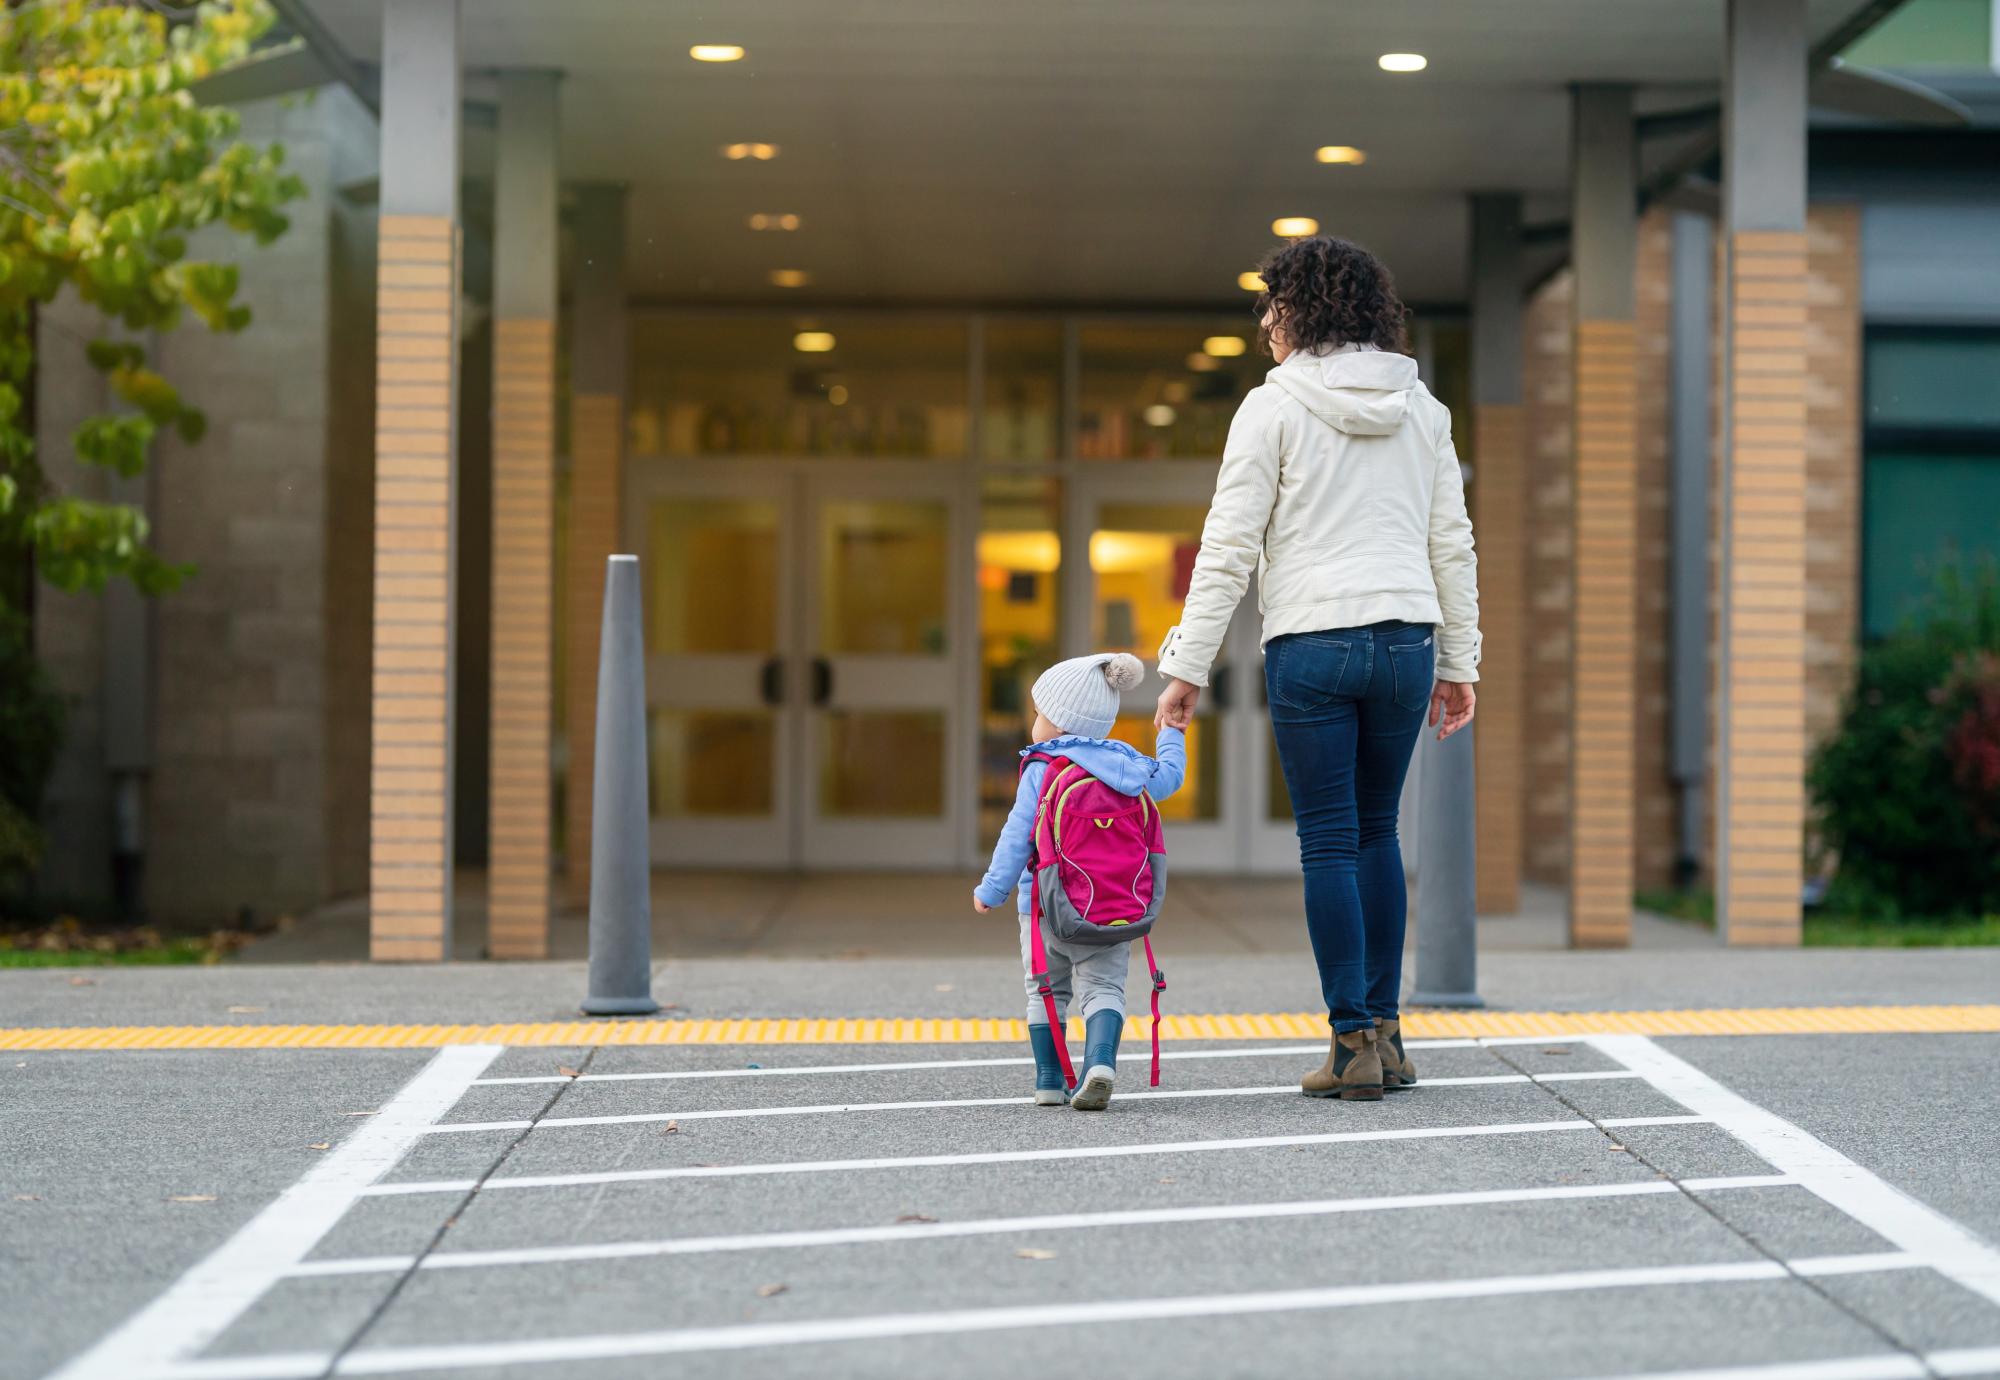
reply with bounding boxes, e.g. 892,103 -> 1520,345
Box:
1102,652 -> 1144,692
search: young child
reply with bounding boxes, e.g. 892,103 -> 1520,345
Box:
974,652 -> 1186,1110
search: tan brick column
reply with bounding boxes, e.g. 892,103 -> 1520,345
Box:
1717,231 -> 1808,944
371,218 -> 458,960
487,72 -> 560,958
1473,402 -> 1525,914
563,186 -> 628,911
367,0 -> 461,961
1570,320 -> 1639,945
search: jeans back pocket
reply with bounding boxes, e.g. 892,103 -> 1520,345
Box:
1386,635 -> 1436,714
1270,634 -> 1356,713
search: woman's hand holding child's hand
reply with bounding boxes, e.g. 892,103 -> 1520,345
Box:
1155,677 -> 1200,731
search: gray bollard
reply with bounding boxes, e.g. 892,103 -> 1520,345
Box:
581,554 -> 660,1016
1410,720 -> 1483,1008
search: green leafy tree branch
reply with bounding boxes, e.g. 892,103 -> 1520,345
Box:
0,0 -> 305,609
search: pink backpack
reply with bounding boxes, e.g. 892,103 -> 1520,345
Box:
1022,751 -> 1169,1090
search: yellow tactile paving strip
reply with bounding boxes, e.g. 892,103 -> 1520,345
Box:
3,1004 -> 1998,1052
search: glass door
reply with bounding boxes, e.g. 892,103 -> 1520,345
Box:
631,464 -> 794,867
799,466 -> 966,868
1067,468 -> 1240,869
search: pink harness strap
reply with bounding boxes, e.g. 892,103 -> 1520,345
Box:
1144,936 -> 1165,1088
1028,880 -> 1076,1089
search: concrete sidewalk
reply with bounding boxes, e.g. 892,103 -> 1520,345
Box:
239,872 -> 1712,964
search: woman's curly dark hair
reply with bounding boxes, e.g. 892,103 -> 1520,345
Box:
1254,235 -> 1409,358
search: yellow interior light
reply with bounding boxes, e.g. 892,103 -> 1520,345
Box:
1377,53 -> 1427,72
1202,336 -> 1247,358
691,44 -> 746,62
827,384 -> 849,405
1186,352 -> 1220,372
749,213 -> 802,231
722,143 -> 779,161
769,269 -> 811,288
1237,271 -> 1267,292
793,331 -> 836,353
1272,217 -> 1318,238
1315,145 -> 1367,165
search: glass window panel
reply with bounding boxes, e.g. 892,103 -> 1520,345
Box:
1112,714 -> 1218,821
1863,451 -> 2000,636
646,499 -> 779,654
982,319 -> 1063,462
1867,333 -> 2000,429
822,711 -> 946,817
648,710 -> 775,818
630,314 -> 970,458
1091,502 -> 1208,656
1077,319 -> 1263,460
820,501 -> 950,655
979,474 -> 1062,838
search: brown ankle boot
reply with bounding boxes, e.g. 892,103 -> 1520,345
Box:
1378,1017 -> 1417,1090
1301,1025 -> 1384,1101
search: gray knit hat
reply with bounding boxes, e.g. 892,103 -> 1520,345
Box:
1031,652 -> 1145,739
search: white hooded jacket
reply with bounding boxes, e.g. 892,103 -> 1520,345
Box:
1155,344 -> 1481,686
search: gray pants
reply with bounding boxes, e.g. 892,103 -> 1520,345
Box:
1019,913 -> 1129,1025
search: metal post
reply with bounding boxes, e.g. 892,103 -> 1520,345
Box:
1413,723 -> 1483,1008
581,554 -> 659,1015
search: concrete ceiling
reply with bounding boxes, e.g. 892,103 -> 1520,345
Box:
304,0 -> 1880,307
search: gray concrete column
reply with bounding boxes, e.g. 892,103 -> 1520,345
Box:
1567,84 -> 1639,949
488,70 -> 561,958
1469,192 -> 1524,920
1668,212 -> 1714,886
368,0 -> 462,961
1717,0 -> 1810,945
564,185 -> 629,910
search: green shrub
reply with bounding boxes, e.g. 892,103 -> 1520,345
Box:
1810,563 -> 2000,919
0,611 -> 65,888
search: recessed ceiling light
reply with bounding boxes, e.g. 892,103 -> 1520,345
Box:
721,142 -> 779,161
691,44 -> 746,62
1186,352 -> 1219,372
1377,53 -> 1426,72
1272,216 -> 1318,238
769,269 -> 811,288
1237,271 -> 1267,292
1203,336 -> 1248,358
1315,145 -> 1367,165
1142,404 -> 1177,428
748,213 -> 802,231
794,331 -> 836,353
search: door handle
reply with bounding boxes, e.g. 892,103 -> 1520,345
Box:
811,656 -> 833,707
759,655 -> 785,707
1211,663 -> 1233,711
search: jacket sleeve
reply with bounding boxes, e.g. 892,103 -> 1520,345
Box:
1146,726 -> 1188,802
974,761 -> 1045,909
1155,388 -> 1281,688
1428,409 -> 1482,683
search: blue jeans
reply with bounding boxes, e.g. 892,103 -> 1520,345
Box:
1264,621 -> 1435,1033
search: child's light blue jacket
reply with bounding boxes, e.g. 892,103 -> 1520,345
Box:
974,728 -> 1187,914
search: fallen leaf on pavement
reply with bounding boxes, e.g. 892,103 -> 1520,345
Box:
168,1195 -> 217,1203
13,1194 -> 41,1202
343,1111 -> 377,1118
1542,1048 -> 1571,1056
1016,1248 -> 1057,1261
757,1283 -> 789,1298
227,1005 -> 264,1014
558,1066 -> 583,1078
307,1143 -> 331,1151
662,1121 -> 681,1135
1157,1177 -> 1177,1185
895,1213 -> 938,1224
933,983 -> 955,993
68,976 -> 95,987
1608,1144 -> 1628,1153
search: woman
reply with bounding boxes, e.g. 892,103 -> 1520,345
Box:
1154,235 -> 1480,1102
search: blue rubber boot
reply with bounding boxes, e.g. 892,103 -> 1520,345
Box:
1028,1024 -> 1069,1105
1069,1010 -> 1123,1111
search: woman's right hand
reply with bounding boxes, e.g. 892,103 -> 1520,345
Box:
1430,680 -> 1476,740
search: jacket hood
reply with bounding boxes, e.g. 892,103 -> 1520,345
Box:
1267,345 -> 1418,436
1021,736 -> 1160,797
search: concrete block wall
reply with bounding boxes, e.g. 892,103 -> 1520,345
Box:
140,88 -> 376,924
